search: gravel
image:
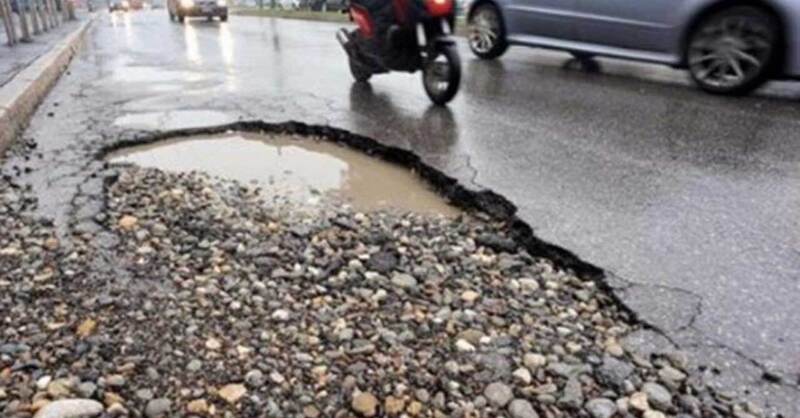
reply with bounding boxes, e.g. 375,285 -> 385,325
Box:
0,163 -> 768,418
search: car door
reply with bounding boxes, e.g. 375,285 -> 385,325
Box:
503,0 -> 581,41
574,0 -> 686,52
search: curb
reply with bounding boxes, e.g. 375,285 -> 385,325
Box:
0,15 -> 94,156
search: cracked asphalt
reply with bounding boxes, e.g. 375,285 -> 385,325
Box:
3,10 -> 799,416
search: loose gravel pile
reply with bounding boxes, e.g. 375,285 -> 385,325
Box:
1,165 -> 766,418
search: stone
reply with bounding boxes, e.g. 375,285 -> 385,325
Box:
76,383 -> 96,398
351,391 -> 379,417
144,398 -> 172,418
245,369 -> 265,387
187,359 -> 202,372
105,375 -> 125,387
518,278 -> 540,292
585,398 -> 617,418
642,383 -> 672,411
118,215 -> 139,230
218,384 -> 247,404
658,366 -> 687,383
205,337 -> 222,350
512,367 -> 532,384
303,405 -> 320,418
629,392 -> 649,412
271,309 -> 290,321
384,396 -> 405,415
47,379 -> 73,398
455,339 -> 476,352
643,411 -> 666,418
186,399 -> 209,415
484,382 -> 514,407
76,318 -> 97,338
508,399 -> 539,418
391,273 -> 417,289
559,377 -> 584,409
461,290 -> 480,303
523,353 -> 547,369
33,399 -> 104,418
596,356 -> 634,390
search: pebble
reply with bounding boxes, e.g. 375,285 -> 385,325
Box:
33,399 -> 104,418
144,398 -> 172,418
523,353 -> 547,370
629,392 -> 649,412
455,339 -> 476,352
245,369 -> 265,387
508,399 -> 539,418
351,391 -> 379,417
186,399 -> 209,415
390,273 -> 417,289
218,384 -> 247,404
559,377 -> 584,409
484,382 -> 514,407
585,398 -> 617,418
643,382 -> 672,411
513,367 -> 532,384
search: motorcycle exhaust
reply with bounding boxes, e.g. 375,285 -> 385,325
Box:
337,29 -> 353,52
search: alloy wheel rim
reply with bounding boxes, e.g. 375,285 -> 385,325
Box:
688,15 -> 773,89
469,8 -> 499,54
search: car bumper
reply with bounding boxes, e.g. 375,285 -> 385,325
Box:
178,5 -> 227,16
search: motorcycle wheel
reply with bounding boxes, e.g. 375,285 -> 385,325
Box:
422,43 -> 461,106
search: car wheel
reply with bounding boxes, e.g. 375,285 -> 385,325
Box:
178,14 -> 185,22
220,14 -> 227,21
169,12 -> 174,20
687,6 -> 779,95
468,2 -> 508,60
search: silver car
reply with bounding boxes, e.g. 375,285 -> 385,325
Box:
466,0 -> 800,94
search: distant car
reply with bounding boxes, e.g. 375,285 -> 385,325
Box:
109,0 -> 130,11
466,0 -> 800,95
168,0 -> 228,21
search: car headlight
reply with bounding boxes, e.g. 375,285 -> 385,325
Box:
180,0 -> 193,8
216,0 -> 225,6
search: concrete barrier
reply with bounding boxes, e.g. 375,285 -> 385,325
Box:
0,16 -> 92,155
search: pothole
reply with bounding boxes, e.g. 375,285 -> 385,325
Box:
113,110 -> 236,131
105,132 -> 460,216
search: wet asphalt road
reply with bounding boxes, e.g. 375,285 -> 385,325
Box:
12,10 -> 800,414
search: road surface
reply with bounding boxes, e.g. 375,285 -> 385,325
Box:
8,10 -> 800,415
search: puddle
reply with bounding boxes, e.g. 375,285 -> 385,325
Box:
106,133 -> 459,216
114,111 -> 236,130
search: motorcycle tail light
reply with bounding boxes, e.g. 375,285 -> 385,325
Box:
426,0 -> 453,18
350,5 -> 375,38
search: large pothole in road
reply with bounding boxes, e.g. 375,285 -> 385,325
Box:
105,132 -> 460,216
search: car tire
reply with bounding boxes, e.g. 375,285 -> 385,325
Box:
687,6 -> 779,95
177,13 -> 185,22
467,2 -> 509,60
169,12 -> 174,20
220,14 -> 227,21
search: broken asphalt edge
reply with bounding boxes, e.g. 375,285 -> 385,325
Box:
0,15 -> 95,156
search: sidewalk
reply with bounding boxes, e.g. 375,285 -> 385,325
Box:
1,13 -> 85,87
0,12 -> 93,154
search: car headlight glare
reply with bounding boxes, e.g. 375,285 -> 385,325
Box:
121,0 -> 129,7
216,0 -> 225,6
180,0 -> 193,8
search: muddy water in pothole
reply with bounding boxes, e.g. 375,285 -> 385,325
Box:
106,133 -> 459,216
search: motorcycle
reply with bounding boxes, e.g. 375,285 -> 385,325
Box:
337,0 -> 461,105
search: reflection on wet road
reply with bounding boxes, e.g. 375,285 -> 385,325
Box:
107,132 -> 459,216
50,10 -> 800,414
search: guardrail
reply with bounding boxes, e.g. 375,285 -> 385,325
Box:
0,0 -> 76,46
